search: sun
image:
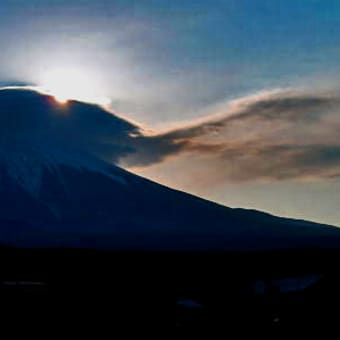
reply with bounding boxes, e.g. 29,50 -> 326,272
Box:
39,68 -> 111,106
53,93 -> 69,104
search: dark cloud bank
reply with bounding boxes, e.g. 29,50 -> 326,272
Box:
1,87 -> 340,183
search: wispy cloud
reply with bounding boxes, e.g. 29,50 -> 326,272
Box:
123,88 -> 340,182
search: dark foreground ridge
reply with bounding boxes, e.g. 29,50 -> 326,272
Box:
2,245 -> 340,336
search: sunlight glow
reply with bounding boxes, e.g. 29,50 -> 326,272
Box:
39,68 -> 111,106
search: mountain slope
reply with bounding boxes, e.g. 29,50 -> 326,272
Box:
0,87 -> 339,251
1,150 -> 340,251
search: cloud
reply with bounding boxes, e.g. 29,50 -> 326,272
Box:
122,88 -> 340,182
0,87 -> 140,162
1,87 -> 340,184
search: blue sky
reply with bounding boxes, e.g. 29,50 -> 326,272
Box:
1,0 -> 340,225
2,0 -> 340,123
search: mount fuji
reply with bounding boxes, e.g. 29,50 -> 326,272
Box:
0,87 -> 339,252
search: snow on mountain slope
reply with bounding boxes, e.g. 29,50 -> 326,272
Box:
0,87 -> 339,251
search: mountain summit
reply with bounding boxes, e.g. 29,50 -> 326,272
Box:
0,87 -> 339,251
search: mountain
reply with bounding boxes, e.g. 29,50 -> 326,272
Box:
0,87 -> 339,251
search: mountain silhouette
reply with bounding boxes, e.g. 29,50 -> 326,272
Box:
0,87 -> 339,251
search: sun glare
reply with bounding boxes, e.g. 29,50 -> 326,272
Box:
39,68 -> 111,106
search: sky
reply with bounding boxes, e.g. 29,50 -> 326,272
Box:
1,0 -> 340,226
